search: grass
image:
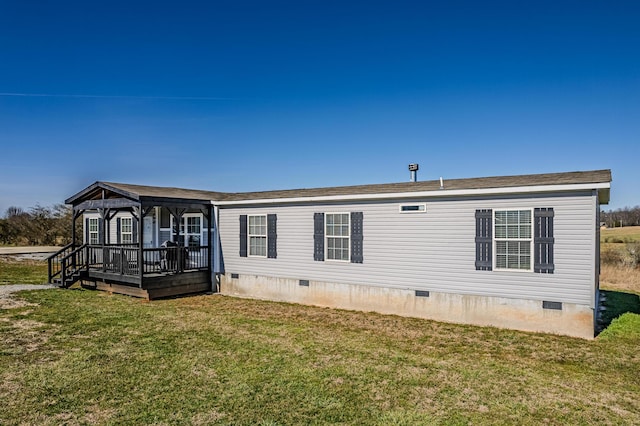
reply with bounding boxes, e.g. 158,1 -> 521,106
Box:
1,289 -> 640,425
0,256 -> 48,285
601,225 -> 640,244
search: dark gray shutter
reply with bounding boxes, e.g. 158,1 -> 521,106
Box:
85,218 -> 90,244
132,218 -> 138,244
239,215 -> 248,257
98,218 -> 104,245
267,214 -> 277,259
534,208 -> 554,273
116,218 -> 121,244
313,213 -> 324,261
475,209 -> 492,271
350,211 -> 363,263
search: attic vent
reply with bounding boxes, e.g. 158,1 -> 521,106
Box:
415,290 -> 430,297
399,203 -> 426,213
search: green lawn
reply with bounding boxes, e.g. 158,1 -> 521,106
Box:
1,289 -> 639,425
0,258 -> 48,285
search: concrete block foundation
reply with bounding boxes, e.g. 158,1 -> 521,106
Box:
220,274 -> 595,339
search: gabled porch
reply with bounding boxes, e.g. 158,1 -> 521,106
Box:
48,182 -> 222,299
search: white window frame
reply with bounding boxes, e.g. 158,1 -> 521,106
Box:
399,203 -> 427,213
120,217 -> 133,244
247,214 -> 267,257
493,208 -> 533,272
325,212 -> 350,262
88,217 -> 99,245
171,213 -> 203,248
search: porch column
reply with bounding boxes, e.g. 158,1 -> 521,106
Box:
134,206 -> 144,287
71,210 -> 83,247
167,208 -> 186,273
207,204 -> 214,292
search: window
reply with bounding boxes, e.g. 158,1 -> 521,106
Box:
172,214 -> 202,248
121,217 -> 133,244
186,216 -> 201,248
248,215 -> 267,257
240,214 -> 277,259
88,218 -> 99,245
186,216 -> 201,235
326,213 -> 350,261
494,209 -> 532,271
313,212 -> 363,263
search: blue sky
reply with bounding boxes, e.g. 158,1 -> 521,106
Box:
0,0 -> 638,214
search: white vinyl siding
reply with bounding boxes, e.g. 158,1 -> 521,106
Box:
248,215 -> 267,257
121,217 -> 133,244
326,213 -> 349,261
219,191 -> 597,305
88,218 -> 99,245
494,209 -> 532,271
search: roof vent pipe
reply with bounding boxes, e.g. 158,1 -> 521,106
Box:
440,177 -> 444,189
409,163 -> 419,182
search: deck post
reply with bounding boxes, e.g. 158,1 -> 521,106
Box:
167,207 -> 186,274
71,211 -> 77,247
136,206 -> 144,288
207,204 -> 213,292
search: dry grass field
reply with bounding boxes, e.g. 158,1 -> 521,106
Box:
600,226 -> 640,295
601,225 -> 640,243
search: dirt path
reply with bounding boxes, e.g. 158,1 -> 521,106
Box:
0,284 -> 56,309
0,246 -> 61,255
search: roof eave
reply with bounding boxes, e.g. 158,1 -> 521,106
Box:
65,181 -> 141,205
214,182 -> 612,206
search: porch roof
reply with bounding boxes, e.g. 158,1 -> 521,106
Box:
65,181 -> 223,210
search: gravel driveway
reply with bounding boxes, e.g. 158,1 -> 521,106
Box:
0,284 -> 56,309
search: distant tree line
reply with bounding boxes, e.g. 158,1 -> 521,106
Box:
601,206 -> 640,228
0,204 -> 74,246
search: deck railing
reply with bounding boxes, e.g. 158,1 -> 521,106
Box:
86,245 -> 210,277
48,243 -> 75,283
48,243 -> 86,285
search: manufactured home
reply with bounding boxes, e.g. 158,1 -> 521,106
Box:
49,169 -> 611,338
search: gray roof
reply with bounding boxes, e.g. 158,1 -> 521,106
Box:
67,169 -> 611,205
222,169 -> 611,201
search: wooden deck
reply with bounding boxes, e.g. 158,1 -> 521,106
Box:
50,244 -> 214,299
81,270 -> 211,300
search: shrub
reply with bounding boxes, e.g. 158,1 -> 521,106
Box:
625,243 -> 640,268
601,246 -> 625,266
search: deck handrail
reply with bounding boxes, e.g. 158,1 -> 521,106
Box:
60,244 -> 88,286
47,243 -> 76,283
